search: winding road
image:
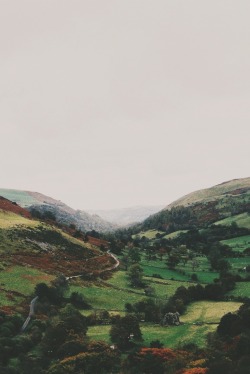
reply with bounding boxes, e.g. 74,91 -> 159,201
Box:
21,251 -> 119,331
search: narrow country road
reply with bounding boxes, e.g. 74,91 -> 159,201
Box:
21,296 -> 39,332
22,251 -> 119,331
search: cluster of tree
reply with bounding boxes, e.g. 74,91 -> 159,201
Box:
205,302 -> 250,373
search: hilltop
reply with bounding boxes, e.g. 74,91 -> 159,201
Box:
137,177 -> 250,232
0,189 -> 117,233
166,177 -> 250,210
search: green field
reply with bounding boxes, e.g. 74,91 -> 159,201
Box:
67,271 -> 200,312
214,212 -> 250,229
67,283 -> 146,311
88,300 -> 242,348
228,282 -> 250,298
164,230 -> 188,239
221,235 -> 250,252
141,255 -> 218,284
227,257 -> 250,271
133,230 -> 165,239
0,265 -> 54,297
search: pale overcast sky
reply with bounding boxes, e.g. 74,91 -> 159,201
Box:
1,0 -> 250,210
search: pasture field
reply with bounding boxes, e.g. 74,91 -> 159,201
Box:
133,229 -> 165,239
214,212 -> 250,229
142,264 -> 190,281
227,257 -> 250,271
67,283 -> 146,311
107,270 -> 197,298
228,282 -> 250,298
141,255 -> 218,283
87,323 -> 214,348
181,301 -> 242,323
143,277 -> 197,298
0,265 -> 54,298
221,235 -> 250,252
164,230 -> 188,239
87,300 -> 242,348
67,272 -> 199,312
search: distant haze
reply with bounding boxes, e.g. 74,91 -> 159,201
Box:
87,205 -> 165,225
1,1 -> 250,209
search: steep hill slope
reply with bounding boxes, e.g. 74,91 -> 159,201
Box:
137,177 -> 250,232
0,198 -> 116,316
0,200 -> 114,276
166,177 -> 250,209
0,189 -> 117,232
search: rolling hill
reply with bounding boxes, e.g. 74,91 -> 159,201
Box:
0,189 -> 117,232
136,177 -> 250,232
166,177 -> 250,210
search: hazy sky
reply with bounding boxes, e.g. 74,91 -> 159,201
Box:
1,0 -> 250,210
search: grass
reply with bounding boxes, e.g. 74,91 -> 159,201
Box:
181,301 -> 242,323
164,230 -> 188,239
87,301 -> 242,348
221,235 -> 250,252
133,230 -> 165,239
228,282 -> 250,298
143,277 -> 197,298
214,212 -> 250,229
0,210 -> 38,229
108,271 -> 198,299
141,323 -> 214,348
227,257 -> 250,271
0,265 -> 54,298
67,283 -> 146,311
141,255 -> 218,283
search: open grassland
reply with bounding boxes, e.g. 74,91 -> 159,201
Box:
88,300 -> 242,348
143,277 -> 198,298
181,301 -> 242,323
133,229 -> 165,239
133,229 -> 188,240
67,271 -> 199,312
141,255 -> 218,283
107,271 -> 197,299
214,212 -> 250,229
164,230 -> 188,239
221,235 -> 250,252
87,323 -> 215,348
227,257 -> 250,271
67,283 -> 146,311
228,282 -> 250,298
0,265 -> 54,298
141,323 -> 214,348
0,211 -> 38,229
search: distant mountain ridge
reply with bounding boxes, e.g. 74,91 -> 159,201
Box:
86,205 -> 165,225
0,189 -> 117,232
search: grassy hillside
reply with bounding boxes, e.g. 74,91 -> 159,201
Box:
0,188 -> 117,232
0,199 -> 116,315
166,177 -> 250,209
214,212 -> 250,229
